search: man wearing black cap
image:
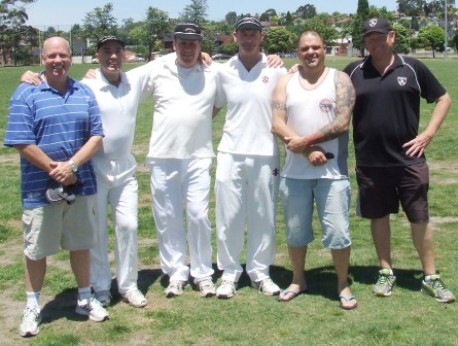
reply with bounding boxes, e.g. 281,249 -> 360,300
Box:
344,17 -> 455,303
20,35 -> 152,309
144,23 -> 224,299
82,35 -> 153,309
213,17 -> 286,299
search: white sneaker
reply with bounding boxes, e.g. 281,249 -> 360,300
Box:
216,280 -> 237,299
122,288 -> 147,308
197,279 -> 216,297
165,280 -> 186,298
75,297 -> 109,322
94,290 -> 111,307
19,306 -> 41,337
252,278 -> 281,296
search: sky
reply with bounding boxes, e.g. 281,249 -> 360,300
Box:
24,0 -> 398,29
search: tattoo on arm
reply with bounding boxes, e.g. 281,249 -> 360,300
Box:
308,72 -> 354,144
272,101 -> 287,111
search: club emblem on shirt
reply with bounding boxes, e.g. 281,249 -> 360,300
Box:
262,75 -> 270,84
397,77 -> 407,86
319,99 -> 334,113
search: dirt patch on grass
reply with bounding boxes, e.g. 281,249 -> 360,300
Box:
429,161 -> 458,185
0,152 -> 19,164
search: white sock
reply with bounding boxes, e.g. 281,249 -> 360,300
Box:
78,287 -> 92,301
26,291 -> 41,309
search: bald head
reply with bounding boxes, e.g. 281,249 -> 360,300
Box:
42,36 -> 71,58
41,36 -> 72,89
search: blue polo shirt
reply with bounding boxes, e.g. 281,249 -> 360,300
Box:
4,77 -> 104,209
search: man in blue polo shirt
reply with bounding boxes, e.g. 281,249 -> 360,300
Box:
4,36 -> 108,337
344,17 -> 455,303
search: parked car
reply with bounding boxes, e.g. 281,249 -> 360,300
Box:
127,55 -> 146,62
211,53 -> 233,60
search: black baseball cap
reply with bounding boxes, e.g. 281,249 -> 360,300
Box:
363,17 -> 392,36
235,17 -> 262,31
174,23 -> 203,40
97,35 -> 125,50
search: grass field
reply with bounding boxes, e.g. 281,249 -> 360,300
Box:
0,57 -> 457,346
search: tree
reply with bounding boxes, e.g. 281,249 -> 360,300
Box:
0,0 -> 36,65
418,24 -> 445,57
225,11 -> 237,25
396,0 -> 427,17
180,0 -> 208,24
83,2 -> 118,48
452,29 -> 458,51
392,23 -> 410,54
284,11 -> 293,25
128,7 -> 170,61
352,0 -> 370,56
290,16 -> 338,47
261,8 -> 277,22
263,26 -> 296,54
296,4 -> 317,19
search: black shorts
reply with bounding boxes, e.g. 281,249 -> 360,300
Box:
355,162 -> 429,223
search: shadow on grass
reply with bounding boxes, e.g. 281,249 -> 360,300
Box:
40,268 -> 163,325
269,264 -> 422,301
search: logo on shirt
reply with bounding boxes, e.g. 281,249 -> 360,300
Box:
397,76 -> 407,86
319,99 -> 334,113
262,75 -> 270,84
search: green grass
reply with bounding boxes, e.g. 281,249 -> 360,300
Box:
1,57 -> 458,345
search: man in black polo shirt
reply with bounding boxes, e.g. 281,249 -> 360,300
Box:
344,17 -> 455,303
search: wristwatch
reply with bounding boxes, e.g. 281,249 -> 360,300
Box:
68,159 -> 78,173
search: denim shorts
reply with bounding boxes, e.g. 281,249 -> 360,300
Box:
279,177 -> 351,249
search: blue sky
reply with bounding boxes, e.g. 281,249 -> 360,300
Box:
25,0 -> 398,29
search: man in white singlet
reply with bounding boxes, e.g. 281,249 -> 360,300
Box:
271,31 -> 357,309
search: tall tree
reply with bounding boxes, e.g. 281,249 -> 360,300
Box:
352,0 -> 370,56
129,7 -> 170,61
83,2 -> 118,47
180,0 -> 208,24
0,0 -> 37,66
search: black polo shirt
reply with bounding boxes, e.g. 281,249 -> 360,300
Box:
343,54 -> 446,167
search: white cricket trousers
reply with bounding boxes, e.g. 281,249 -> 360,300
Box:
148,158 -> 214,283
90,155 -> 139,294
215,152 -> 280,283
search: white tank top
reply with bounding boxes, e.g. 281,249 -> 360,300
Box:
282,68 -> 349,179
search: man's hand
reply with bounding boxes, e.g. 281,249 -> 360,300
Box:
20,71 -> 40,85
200,52 -> 212,66
285,136 -> 307,153
266,54 -> 284,68
84,69 -> 97,80
303,146 -> 328,166
402,132 -> 433,158
288,63 -> 301,74
48,162 -> 77,186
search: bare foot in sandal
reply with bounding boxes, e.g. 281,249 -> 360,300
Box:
339,286 -> 357,310
278,283 -> 307,302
